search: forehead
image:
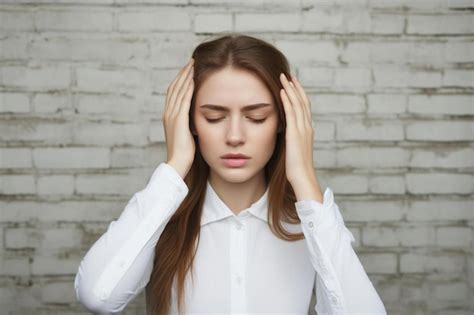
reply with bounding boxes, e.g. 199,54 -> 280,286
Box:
195,67 -> 274,110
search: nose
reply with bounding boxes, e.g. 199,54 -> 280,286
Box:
225,116 -> 245,146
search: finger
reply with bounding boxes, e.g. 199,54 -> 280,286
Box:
167,59 -> 194,113
291,75 -> 312,124
288,80 -> 309,130
172,65 -> 194,116
166,60 -> 191,107
280,73 -> 305,131
168,59 -> 194,113
280,88 -> 294,131
182,75 -> 194,110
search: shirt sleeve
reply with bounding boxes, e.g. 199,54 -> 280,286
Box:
74,162 -> 189,314
295,187 -> 387,315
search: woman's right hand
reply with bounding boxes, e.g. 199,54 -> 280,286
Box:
162,58 -> 195,179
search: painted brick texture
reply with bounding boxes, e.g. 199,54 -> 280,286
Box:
0,0 -> 472,314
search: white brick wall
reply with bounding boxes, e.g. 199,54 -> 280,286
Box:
0,0 -> 472,314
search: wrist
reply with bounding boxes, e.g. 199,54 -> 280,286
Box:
166,160 -> 187,179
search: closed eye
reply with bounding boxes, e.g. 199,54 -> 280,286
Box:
205,118 -> 267,124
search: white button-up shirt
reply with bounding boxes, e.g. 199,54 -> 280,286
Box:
74,162 -> 387,315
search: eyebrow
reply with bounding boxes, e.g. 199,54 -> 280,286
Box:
200,103 -> 272,112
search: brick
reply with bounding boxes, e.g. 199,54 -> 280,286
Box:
194,13 -> 233,33
443,69 -> 474,88
334,67 -> 371,89
407,15 -> 473,35
445,41 -> 474,63
406,173 -> 473,194
29,36 -> 148,64
299,67 -> 333,87
345,10 -> 371,33
73,122 -> 148,146
37,175 -> 74,196
236,13 -> 300,32
0,10 -> 34,31
314,121 -> 336,141
0,37 -> 29,60
191,0 -> 297,6
436,226 -> 472,248
0,93 -> 30,113
311,94 -> 365,114
117,10 -> 191,32
35,9 -> 113,32
362,227 -> 398,247
406,121 -> 473,141
0,120 -> 72,144
0,175 -> 35,194
276,40 -> 339,65
378,283 -> 401,303
337,146 -> 409,168
76,94 -> 142,122
0,255 -> 29,276
367,94 -> 407,114
0,148 -> 32,169
408,95 -> 474,115
1,66 -> 70,90
406,199 -> 474,222
341,42 -> 370,63
32,255 -> 79,275
369,176 -> 405,194
41,281 -> 76,304
359,253 -> 397,274
337,120 -> 404,141
75,172 -> 144,195
371,14 -> 404,34
0,199 -> 127,223
301,10 -> 343,33
324,174 -> 369,194
398,226 -> 436,247
340,200 -> 404,222
434,282 -> 469,301
33,147 -> 110,169
5,227 -> 82,249
149,38 -> 197,68
313,149 -> 337,169
33,93 -> 71,114
373,66 -> 442,88
111,147 -> 165,168
75,67 -> 147,93
410,147 -> 474,168
468,255 -> 474,287
400,253 -> 465,273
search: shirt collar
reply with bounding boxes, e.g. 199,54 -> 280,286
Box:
200,180 -> 270,226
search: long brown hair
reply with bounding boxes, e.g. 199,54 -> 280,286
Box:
145,33 -> 305,315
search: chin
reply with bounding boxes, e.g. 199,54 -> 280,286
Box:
209,161 -> 258,184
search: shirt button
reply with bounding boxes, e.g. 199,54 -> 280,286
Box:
99,291 -> 107,301
308,221 -> 314,228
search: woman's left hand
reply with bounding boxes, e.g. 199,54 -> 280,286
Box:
279,73 -> 318,189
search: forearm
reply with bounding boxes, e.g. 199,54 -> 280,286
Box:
291,172 -> 324,204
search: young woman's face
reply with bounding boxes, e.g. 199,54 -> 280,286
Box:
193,66 -> 280,184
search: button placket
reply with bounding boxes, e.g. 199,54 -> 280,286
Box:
229,219 -> 247,313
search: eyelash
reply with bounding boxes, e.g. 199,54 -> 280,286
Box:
205,118 -> 267,124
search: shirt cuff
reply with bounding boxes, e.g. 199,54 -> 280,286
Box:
294,187 -> 338,229
135,162 -> 189,213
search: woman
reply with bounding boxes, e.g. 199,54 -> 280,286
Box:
74,33 -> 387,315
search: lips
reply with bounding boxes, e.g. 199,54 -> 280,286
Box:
221,153 -> 250,159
